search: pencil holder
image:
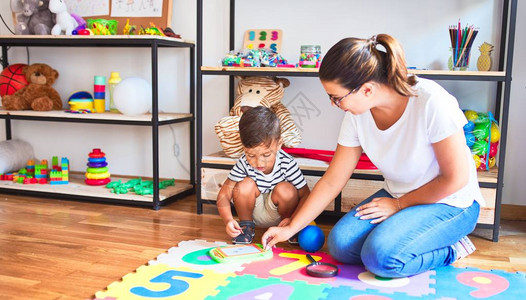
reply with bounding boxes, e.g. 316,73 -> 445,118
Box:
449,47 -> 472,71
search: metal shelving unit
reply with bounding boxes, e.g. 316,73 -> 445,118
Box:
0,35 -> 196,210
196,0 -> 517,241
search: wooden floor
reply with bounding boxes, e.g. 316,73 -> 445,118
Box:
0,194 -> 525,300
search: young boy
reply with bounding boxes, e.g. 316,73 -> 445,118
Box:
216,106 -> 310,244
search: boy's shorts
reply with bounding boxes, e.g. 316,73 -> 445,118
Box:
252,192 -> 281,228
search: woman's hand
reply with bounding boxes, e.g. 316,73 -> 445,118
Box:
225,219 -> 242,238
355,197 -> 400,224
262,225 -> 295,250
278,217 -> 291,227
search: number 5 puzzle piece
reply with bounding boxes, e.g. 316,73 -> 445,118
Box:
95,264 -> 232,299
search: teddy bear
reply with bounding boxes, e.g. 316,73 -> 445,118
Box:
11,0 -> 55,35
1,63 -> 62,111
215,76 -> 301,158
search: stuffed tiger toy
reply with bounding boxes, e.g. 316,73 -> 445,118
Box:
215,76 -> 302,158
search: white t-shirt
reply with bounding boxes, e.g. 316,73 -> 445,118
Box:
338,78 -> 484,208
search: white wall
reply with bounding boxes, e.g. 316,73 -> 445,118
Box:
1,0 -> 524,206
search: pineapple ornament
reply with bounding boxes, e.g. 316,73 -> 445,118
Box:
477,42 -> 494,71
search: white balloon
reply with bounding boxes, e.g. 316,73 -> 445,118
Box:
113,77 -> 152,116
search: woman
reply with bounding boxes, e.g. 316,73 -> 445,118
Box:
262,34 -> 483,278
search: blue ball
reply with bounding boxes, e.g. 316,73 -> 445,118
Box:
463,121 -> 475,133
298,225 -> 325,252
465,132 -> 476,148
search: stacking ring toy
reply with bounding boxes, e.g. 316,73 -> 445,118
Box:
85,178 -> 111,185
87,161 -> 108,168
85,171 -> 111,180
89,148 -> 106,158
88,157 -> 106,163
86,167 -> 109,174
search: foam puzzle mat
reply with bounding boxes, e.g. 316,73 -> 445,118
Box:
94,240 -> 525,299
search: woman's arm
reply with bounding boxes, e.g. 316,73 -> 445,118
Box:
356,129 -> 470,223
263,144 -> 362,248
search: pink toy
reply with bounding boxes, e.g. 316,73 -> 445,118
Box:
282,147 -> 377,170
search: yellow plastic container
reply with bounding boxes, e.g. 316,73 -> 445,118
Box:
108,72 -> 122,113
68,100 -> 94,111
93,99 -> 105,113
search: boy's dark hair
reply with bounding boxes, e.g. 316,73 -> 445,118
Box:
239,106 -> 281,148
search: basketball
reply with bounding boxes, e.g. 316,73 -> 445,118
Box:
0,64 -> 28,97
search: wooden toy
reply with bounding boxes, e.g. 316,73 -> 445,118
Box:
477,42 -> 494,71
243,29 -> 282,52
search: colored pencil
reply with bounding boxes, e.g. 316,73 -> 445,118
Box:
449,20 -> 478,68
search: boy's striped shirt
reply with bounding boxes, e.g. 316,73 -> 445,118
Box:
228,149 -> 306,194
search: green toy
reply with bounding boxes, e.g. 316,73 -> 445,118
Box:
106,178 -> 176,195
208,243 -> 273,264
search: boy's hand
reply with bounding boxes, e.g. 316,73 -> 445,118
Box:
226,219 -> 243,237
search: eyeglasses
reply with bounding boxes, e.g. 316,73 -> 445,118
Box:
328,86 -> 361,108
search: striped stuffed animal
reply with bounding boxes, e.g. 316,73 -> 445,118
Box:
215,76 -> 302,158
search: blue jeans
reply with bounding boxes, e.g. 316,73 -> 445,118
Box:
327,189 -> 480,278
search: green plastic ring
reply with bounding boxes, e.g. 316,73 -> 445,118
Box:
86,167 -> 109,174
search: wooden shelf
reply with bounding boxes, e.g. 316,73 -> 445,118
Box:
202,151 -> 498,183
0,174 -> 193,203
0,110 -> 193,125
0,34 -> 195,47
203,151 -> 368,172
409,69 -> 504,77
201,66 -> 506,81
201,66 -> 318,73
201,152 -> 497,224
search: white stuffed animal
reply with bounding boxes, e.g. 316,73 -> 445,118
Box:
49,0 -> 78,35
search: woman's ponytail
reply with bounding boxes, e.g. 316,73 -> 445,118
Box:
320,34 -> 416,97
